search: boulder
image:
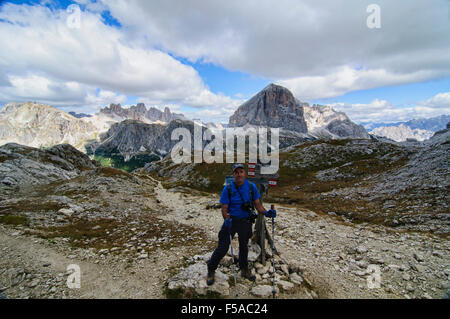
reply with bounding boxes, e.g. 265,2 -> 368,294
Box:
251,285 -> 279,297
167,263 -> 229,297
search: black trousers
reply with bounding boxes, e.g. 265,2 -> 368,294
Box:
207,218 -> 253,272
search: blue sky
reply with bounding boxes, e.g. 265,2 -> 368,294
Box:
0,0 -> 449,124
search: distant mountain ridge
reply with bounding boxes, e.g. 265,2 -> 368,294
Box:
98,103 -> 187,124
367,114 -> 450,142
363,114 -> 450,131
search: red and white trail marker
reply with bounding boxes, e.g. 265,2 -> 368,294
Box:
268,179 -> 277,186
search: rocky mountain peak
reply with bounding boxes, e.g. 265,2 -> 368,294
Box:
228,84 -> 368,138
229,83 -> 308,133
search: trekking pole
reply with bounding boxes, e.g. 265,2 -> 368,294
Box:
271,204 -> 276,299
229,232 -> 238,297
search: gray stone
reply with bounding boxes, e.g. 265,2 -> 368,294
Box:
277,280 -> 295,292
251,285 -> 279,297
356,245 -> 368,254
167,263 -> 229,296
413,252 -> 424,262
289,272 -> 303,285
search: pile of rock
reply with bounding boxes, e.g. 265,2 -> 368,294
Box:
166,243 -> 309,298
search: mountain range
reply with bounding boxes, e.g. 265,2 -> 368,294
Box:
1,83 -> 448,169
365,114 -> 450,142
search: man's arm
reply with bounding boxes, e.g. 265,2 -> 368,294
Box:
221,204 -> 230,220
253,198 -> 267,215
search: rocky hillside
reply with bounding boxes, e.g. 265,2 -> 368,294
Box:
0,140 -> 448,299
0,143 -> 99,190
0,102 -> 98,151
85,119 -> 206,171
303,104 -> 369,139
145,126 -> 449,235
229,84 -> 368,139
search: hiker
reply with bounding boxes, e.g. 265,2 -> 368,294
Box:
206,163 -> 276,285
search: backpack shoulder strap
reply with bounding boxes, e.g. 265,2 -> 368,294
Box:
248,182 -> 254,202
227,182 -> 232,203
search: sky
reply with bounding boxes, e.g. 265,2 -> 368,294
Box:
0,0 -> 449,125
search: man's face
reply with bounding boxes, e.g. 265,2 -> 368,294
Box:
233,167 -> 246,185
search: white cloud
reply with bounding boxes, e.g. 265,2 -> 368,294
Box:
277,66 -> 449,100
331,94 -> 450,124
418,92 -> 450,108
102,0 -> 450,99
0,2 -> 241,114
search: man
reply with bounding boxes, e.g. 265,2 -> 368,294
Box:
206,163 -> 276,285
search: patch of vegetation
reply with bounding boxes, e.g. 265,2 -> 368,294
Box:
36,214 -> 215,252
98,166 -> 132,178
94,152 -> 160,173
0,214 -> 30,226
163,286 -> 223,299
0,198 -> 64,214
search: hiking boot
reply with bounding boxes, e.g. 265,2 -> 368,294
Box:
206,269 -> 215,286
241,268 -> 256,281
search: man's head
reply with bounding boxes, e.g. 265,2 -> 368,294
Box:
232,163 -> 246,186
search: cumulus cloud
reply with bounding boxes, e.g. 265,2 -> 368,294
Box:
418,92 -> 450,108
331,94 -> 450,124
102,0 -> 450,99
0,2 -> 241,115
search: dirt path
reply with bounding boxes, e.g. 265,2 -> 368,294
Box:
0,223 -> 204,299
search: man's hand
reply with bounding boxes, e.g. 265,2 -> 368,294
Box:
221,204 -> 230,220
264,209 -> 276,218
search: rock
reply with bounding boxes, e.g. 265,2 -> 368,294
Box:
257,264 -> 270,275
368,256 -> 385,265
412,264 -> 426,273
356,260 -> 368,269
277,280 -> 294,292
247,243 -> 261,262
58,208 -> 74,217
356,245 -> 368,254
138,253 -> 148,259
413,252 -> 424,262
251,285 -> 279,297
289,272 -> 303,285
402,274 -> 411,281
254,262 -> 264,270
167,263 -> 229,297
280,264 -> 290,276
406,284 -> 415,292
288,261 -> 304,274
220,256 -> 232,267
27,278 -> 40,288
